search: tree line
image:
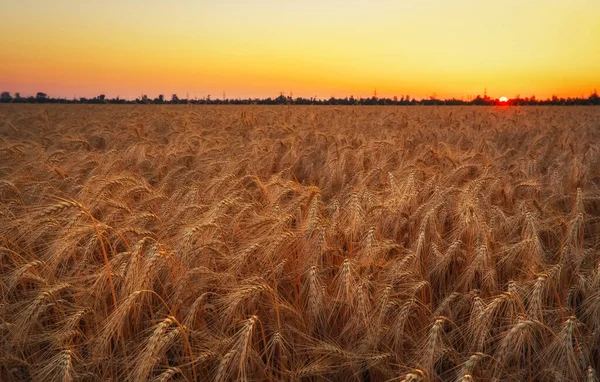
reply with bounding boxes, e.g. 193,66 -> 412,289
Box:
1,90 -> 599,106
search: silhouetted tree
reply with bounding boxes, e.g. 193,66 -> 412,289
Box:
275,94 -> 287,104
171,94 -> 179,103
472,95 -> 491,106
36,92 -> 48,103
589,89 -> 599,105
0,92 -> 12,103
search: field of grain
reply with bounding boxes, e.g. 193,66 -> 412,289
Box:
1,105 -> 600,381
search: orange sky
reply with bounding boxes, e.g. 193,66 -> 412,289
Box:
1,0 -> 599,100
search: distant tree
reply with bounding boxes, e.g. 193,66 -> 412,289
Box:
472,95 -> 490,106
171,94 -> 179,103
589,89 -> 599,105
275,94 -> 287,104
0,91 -> 12,103
36,92 -> 48,102
88,94 -> 106,104
155,94 -> 165,104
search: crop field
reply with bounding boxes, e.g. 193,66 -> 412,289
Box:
1,105 -> 600,381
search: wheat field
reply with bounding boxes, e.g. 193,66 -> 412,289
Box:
1,104 -> 599,381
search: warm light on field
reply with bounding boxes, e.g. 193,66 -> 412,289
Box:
1,105 -> 599,380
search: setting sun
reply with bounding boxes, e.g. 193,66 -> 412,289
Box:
499,96 -> 508,102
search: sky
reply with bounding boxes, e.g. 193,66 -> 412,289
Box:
1,0 -> 599,100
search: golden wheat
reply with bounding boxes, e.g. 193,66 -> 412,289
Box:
1,104 -> 600,381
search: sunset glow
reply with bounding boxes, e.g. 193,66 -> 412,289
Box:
1,0 -> 599,100
499,96 -> 508,103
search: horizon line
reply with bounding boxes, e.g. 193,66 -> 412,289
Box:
2,90 -> 600,107
2,90 -> 599,103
